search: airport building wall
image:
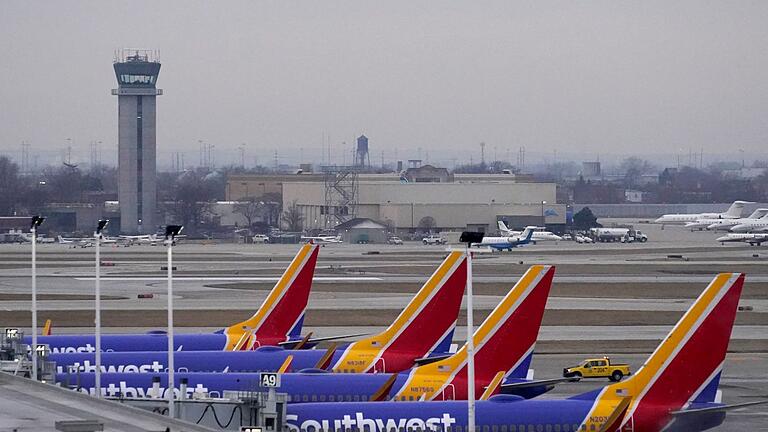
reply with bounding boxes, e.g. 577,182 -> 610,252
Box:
283,181 -> 563,232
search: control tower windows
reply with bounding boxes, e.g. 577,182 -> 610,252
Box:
119,74 -> 156,85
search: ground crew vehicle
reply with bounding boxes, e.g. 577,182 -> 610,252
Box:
422,235 -> 446,245
387,236 -> 403,245
563,357 -> 631,381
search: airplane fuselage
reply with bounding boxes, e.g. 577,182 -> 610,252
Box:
285,397 -> 725,432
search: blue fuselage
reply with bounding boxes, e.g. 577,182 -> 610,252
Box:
57,370 -> 545,403
48,347 -> 329,374
27,333 -> 229,354
286,399 -> 726,432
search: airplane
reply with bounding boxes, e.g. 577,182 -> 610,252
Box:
653,200 -> 751,226
478,227 -> 535,251
60,265 -> 559,402
285,272 -> 759,432
118,234 -> 160,245
57,235 -> 93,248
716,233 -> 768,246
50,251 -> 470,375
729,213 -> 768,233
26,244 -> 321,353
58,235 -> 117,248
684,208 -> 768,231
497,222 -> 562,243
301,235 -> 343,244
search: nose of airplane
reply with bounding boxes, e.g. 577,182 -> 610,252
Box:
730,224 -> 749,232
654,217 -> 665,223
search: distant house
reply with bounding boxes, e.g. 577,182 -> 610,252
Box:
335,218 -> 389,244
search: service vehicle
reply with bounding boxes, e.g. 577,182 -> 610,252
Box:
590,227 -> 648,243
422,235 -> 446,245
387,236 -> 403,245
563,357 -> 631,381
252,234 -> 270,243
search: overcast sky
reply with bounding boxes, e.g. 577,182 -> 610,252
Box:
1,1 -> 767,169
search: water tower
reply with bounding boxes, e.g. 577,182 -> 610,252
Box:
112,49 -> 162,234
354,135 -> 370,168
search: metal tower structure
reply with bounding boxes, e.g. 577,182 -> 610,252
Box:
112,49 -> 162,234
322,166 -> 358,228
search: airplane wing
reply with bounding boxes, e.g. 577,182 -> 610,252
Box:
670,400 -> 768,416
499,377 -> 580,391
412,354 -> 453,366
278,332 -> 370,348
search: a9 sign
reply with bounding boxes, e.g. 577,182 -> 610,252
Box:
260,372 -> 281,388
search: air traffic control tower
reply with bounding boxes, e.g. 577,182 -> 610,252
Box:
112,49 -> 162,234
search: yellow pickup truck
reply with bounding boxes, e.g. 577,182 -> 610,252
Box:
563,357 -> 631,382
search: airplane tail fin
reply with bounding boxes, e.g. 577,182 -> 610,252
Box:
393,266 -> 554,401
42,319 -> 52,336
332,251 -> 468,372
724,201 -> 750,218
497,221 -> 511,235
575,273 -> 744,431
521,226 -> 535,242
224,244 -> 320,349
468,265 -> 553,380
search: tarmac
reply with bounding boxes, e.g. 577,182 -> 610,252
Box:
0,218 -> 766,430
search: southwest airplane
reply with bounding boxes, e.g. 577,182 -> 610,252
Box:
478,227 -> 536,251
29,244 -> 321,353
653,200 -> 750,226
61,265 -> 558,402
286,272 -> 761,432
50,251 -> 469,374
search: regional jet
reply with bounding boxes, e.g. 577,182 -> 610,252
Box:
653,200 -> 751,226
497,221 -> 562,243
479,226 -> 535,251
716,233 -> 768,246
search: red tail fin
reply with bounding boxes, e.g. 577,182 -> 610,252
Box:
579,273 -> 745,432
224,244 -> 320,348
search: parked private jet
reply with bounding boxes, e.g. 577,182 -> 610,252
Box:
653,200 -> 751,226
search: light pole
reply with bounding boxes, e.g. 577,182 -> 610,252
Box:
541,200 -> 547,226
30,215 -> 45,381
94,219 -> 109,397
459,231 -> 484,432
165,225 -> 183,418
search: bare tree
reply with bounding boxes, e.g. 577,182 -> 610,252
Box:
418,216 -> 436,232
233,197 -> 263,229
620,157 -> 655,188
0,156 -> 22,215
281,200 -> 304,232
168,170 -> 217,233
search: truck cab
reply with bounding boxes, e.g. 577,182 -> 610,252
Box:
563,357 -> 631,381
